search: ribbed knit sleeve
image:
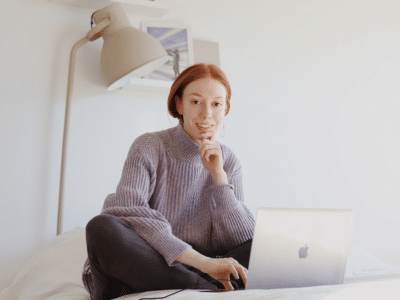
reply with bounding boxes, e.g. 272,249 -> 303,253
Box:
100,134 -> 192,266
210,146 -> 255,255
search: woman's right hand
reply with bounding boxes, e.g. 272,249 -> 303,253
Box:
200,256 -> 248,290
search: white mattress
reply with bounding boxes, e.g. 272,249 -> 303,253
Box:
1,227 -> 400,300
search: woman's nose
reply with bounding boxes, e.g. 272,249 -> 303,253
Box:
200,104 -> 212,118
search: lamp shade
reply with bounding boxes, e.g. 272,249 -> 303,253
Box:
92,3 -> 169,90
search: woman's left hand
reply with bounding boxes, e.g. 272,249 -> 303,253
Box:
176,249 -> 247,291
198,138 -> 228,185
200,257 -> 248,291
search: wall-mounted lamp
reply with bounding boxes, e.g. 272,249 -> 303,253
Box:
57,3 -> 169,235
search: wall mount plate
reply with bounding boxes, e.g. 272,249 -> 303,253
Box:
49,0 -> 171,17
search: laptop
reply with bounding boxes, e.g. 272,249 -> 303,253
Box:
246,208 -> 354,289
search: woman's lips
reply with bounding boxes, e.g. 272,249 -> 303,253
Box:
196,123 -> 213,129
196,124 -> 214,133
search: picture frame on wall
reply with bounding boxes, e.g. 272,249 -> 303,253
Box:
141,22 -> 194,81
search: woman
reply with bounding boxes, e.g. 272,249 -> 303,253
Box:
82,63 -> 255,299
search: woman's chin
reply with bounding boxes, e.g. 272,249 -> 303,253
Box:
184,127 -> 215,143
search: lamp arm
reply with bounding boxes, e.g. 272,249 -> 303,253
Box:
57,37 -> 89,236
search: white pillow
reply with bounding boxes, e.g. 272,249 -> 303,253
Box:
345,241 -> 400,279
0,227 -> 89,300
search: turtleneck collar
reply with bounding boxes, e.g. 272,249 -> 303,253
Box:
164,123 -> 202,164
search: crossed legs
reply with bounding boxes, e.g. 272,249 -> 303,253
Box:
84,214 -> 252,299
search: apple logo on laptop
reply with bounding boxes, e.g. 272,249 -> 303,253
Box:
299,244 -> 308,259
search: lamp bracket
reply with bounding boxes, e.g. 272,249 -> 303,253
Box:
86,17 -> 112,41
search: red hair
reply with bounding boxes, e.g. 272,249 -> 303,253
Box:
168,63 -> 231,122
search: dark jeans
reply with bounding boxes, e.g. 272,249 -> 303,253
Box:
83,214 -> 252,300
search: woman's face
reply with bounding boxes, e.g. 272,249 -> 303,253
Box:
176,77 -> 228,144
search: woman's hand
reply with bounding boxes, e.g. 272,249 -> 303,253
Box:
176,249 -> 247,291
198,138 -> 228,185
200,257 -> 248,291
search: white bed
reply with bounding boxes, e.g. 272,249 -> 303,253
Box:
1,227 -> 400,300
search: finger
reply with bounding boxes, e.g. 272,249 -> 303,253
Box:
204,148 -> 219,162
200,129 -> 215,141
199,131 -> 214,143
209,133 -> 216,142
199,139 -> 213,150
200,145 -> 220,162
228,258 -> 247,284
228,258 -> 240,267
229,264 -> 240,280
221,277 -> 234,291
200,145 -> 210,161
236,266 -> 248,287
200,138 -> 212,144
198,139 -> 212,155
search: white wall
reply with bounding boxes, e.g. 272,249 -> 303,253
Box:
1,0 -> 399,291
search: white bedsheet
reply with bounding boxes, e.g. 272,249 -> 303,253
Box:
119,278 -> 400,300
1,227 -> 399,300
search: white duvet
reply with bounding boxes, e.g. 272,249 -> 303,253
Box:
1,227 -> 400,300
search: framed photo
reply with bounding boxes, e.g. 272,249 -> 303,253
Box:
141,22 -> 194,81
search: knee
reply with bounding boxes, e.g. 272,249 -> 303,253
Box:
86,214 -> 117,242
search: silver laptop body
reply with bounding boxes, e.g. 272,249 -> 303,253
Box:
246,208 -> 354,289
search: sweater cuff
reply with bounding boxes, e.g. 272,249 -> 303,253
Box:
210,184 -> 240,211
149,233 -> 192,267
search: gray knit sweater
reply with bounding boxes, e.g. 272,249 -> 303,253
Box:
83,124 -> 255,274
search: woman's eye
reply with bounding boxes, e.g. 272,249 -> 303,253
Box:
192,100 -> 199,104
215,103 -> 221,107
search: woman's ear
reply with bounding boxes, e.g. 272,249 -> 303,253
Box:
175,96 -> 183,115
224,101 -> 229,116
